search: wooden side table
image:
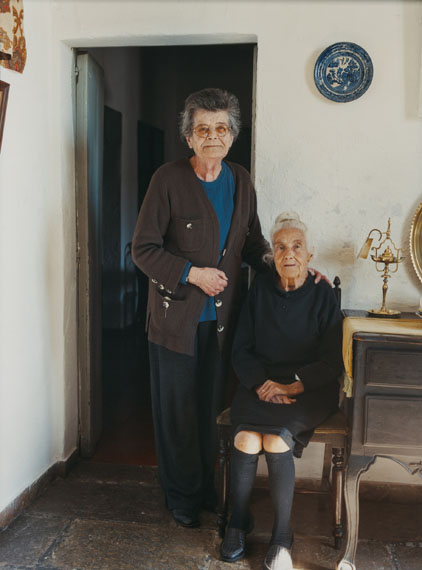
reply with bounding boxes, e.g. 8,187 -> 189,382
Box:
337,316 -> 422,570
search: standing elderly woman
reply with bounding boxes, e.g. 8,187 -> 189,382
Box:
131,88 -> 270,528
220,212 -> 343,570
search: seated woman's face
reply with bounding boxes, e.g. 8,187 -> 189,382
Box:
273,228 -> 313,289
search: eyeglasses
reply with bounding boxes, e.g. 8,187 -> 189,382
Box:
192,124 -> 231,138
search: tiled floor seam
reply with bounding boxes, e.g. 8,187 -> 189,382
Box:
34,518 -> 74,569
386,543 -> 401,570
389,541 -> 422,570
389,542 -> 401,570
0,564 -> 34,570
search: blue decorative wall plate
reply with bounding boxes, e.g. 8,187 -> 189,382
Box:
314,42 -> 373,103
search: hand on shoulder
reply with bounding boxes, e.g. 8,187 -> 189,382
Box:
309,267 -> 332,286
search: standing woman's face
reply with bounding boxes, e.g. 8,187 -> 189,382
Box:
186,109 -> 234,161
273,227 -> 313,290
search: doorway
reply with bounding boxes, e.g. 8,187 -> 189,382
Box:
76,43 -> 256,465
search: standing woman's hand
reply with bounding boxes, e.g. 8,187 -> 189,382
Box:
309,267 -> 332,286
187,266 -> 228,296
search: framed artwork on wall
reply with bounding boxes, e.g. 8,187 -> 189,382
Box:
0,80 -> 10,152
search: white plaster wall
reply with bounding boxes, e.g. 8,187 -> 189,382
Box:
0,0 -> 75,513
1,0 -> 422,513
252,0 -> 422,314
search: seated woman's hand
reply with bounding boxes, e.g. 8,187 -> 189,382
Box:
256,380 -> 285,402
270,394 -> 296,404
256,379 -> 304,402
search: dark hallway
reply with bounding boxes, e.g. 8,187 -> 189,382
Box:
90,329 -> 156,466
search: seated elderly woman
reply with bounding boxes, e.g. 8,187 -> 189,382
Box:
220,212 -> 343,570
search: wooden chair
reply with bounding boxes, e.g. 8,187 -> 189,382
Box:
215,277 -> 349,550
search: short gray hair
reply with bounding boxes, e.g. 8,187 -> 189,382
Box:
264,211 -> 312,265
179,88 -> 241,141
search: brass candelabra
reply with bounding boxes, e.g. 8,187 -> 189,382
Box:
357,218 -> 404,318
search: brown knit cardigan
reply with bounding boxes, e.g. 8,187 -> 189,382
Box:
131,158 -> 270,356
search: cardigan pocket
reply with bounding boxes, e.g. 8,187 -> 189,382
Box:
168,217 -> 205,253
151,288 -> 187,331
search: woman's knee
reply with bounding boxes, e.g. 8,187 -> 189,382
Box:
262,434 -> 291,453
234,431 -> 263,454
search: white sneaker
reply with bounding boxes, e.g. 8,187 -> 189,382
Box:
263,545 -> 293,570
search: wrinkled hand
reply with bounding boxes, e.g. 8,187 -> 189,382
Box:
256,379 -> 304,402
188,266 -> 228,296
270,394 -> 296,404
309,267 -> 331,286
256,380 -> 286,402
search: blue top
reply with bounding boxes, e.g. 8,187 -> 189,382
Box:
181,161 -> 235,321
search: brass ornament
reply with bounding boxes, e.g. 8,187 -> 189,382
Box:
358,218 -> 404,317
409,201 -> 422,285
409,201 -> 422,316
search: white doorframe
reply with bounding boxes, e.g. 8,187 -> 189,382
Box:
75,52 -> 104,457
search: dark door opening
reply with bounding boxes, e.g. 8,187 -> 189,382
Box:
85,43 -> 256,466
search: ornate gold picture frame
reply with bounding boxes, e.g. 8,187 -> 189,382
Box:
410,201 -> 422,285
0,80 -> 10,153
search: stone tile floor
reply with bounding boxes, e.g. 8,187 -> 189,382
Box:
0,461 -> 421,570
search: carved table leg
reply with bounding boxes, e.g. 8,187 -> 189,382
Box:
332,447 -> 345,550
336,455 -> 376,570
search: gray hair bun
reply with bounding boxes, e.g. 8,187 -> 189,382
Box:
274,211 -> 302,225
270,211 -> 308,241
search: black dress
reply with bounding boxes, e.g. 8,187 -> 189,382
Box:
230,270 -> 343,449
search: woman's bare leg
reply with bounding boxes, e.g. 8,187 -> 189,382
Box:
234,430 -> 263,454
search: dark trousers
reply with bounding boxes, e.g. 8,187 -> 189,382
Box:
149,321 -> 227,512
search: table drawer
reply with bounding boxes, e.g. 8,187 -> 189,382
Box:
364,395 -> 422,449
365,348 -> 422,389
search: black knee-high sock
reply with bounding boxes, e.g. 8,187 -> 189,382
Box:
265,449 -> 295,548
228,447 -> 259,530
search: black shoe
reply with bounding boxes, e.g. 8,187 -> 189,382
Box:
263,545 -> 293,570
171,509 -> 200,528
220,528 -> 247,562
220,519 -> 254,563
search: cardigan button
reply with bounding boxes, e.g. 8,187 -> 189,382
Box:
186,223 -> 193,229
215,299 -> 222,308
152,278 -> 158,284
159,284 -> 165,290
217,325 -> 224,333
